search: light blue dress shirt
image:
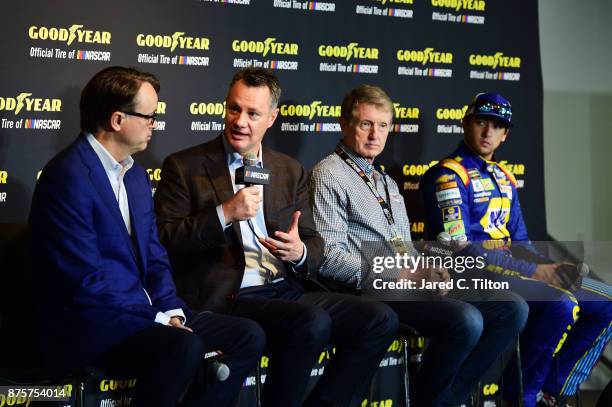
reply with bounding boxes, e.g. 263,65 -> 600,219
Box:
216,137 -> 306,288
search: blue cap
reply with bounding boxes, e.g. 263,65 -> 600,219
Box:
465,93 -> 512,127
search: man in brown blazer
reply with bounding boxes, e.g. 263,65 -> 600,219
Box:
154,67 -> 398,407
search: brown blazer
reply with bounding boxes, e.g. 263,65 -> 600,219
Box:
154,135 -> 324,313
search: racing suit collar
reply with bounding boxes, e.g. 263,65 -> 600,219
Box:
457,141 -> 497,171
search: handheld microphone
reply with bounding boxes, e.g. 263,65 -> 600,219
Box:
235,152 -> 271,186
211,360 -> 230,382
416,232 -> 455,258
556,263 -> 589,292
203,350 -> 230,382
437,231 -> 452,243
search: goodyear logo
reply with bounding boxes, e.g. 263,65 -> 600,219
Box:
403,162 -> 438,176
498,161 -> 525,176
411,221 -> 424,234
317,348 -> 336,364
156,101 -> 166,115
260,356 -> 269,368
136,32 -> 210,52
431,0 -> 485,12
483,383 -> 499,396
392,103 -> 419,119
147,168 -> 162,182
387,339 -> 404,354
0,93 -> 61,115
190,101 -> 226,117
279,101 -> 340,120
28,24 -> 111,45
99,379 -> 137,392
396,48 -> 453,64
0,171 -> 7,184
436,105 -> 468,120
0,394 -> 29,406
232,38 -> 298,57
318,43 -> 378,61
469,52 -> 521,69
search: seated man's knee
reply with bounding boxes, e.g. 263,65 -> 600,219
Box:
173,329 -> 205,366
240,319 -> 266,356
507,294 -> 530,331
366,301 -> 399,337
297,307 -> 332,348
455,305 -> 484,345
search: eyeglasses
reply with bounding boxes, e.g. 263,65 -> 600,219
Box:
121,111 -> 157,125
357,120 -> 390,132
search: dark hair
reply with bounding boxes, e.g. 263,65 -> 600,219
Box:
340,84 -> 393,123
80,66 -> 160,133
229,67 -> 281,108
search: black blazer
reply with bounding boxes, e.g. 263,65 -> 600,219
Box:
154,135 -> 324,313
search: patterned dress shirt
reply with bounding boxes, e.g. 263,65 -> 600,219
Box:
309,142 -> 413,288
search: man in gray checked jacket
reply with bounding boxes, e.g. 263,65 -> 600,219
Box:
308,84 -> 529,407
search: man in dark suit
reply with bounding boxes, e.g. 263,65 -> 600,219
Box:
29,66 -> 264,407
154,67 -> 398,407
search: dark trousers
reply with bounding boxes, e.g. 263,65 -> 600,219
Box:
387,289 -> 528,407
93,312 -> 265,407
231,280 -> 399,407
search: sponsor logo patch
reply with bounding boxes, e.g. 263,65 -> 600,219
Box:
468,168 -> 481,179
442,206 -> 461,222
444,220 -> 466,237
481,178 -> 495,190
438,198 -> 462,208
436,181 -> 458,191
436,187 -> 461,202
435,173 -> 456,183
472,179 -> 484,192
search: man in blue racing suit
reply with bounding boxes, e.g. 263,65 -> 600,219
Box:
421,93 -> 611,407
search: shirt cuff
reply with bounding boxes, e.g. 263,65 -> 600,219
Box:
165,308 -> 186,323
290,243 -> 307,267
216,204 -> 232,230
154,311 -> 171,325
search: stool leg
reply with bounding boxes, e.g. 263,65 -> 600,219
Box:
403,337 -> 410,407
255,362 -> 262,407
516,337 -> 524,407
78,381 -> 84,407
575,388 -> 582,407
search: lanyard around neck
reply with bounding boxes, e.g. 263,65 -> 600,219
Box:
335,145 -> 395,227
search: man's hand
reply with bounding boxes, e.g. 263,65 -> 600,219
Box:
222,186 -> 261,224
169,316 -> 192,332
533,263 -> 563,287
259,211 -> 305,263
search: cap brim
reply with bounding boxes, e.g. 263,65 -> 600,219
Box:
473,112 -> 512,127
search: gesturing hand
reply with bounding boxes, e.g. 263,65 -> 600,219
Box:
259,211 -> 305,263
